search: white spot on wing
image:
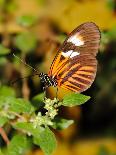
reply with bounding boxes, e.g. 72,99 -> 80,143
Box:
67,35 -> 84,46
62,50 -> 80,58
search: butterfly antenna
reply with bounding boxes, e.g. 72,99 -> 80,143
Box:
13,53 -> 39,73
11,74 -> 39,85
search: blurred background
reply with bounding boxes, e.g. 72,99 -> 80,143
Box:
0,0 -> 116,155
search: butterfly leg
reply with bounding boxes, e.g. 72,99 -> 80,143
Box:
55,87 -> 58,99
43,86 -> 47,100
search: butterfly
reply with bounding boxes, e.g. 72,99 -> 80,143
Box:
39,22 -> 100,93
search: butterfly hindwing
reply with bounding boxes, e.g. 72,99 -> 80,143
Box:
48,22 -> 100,92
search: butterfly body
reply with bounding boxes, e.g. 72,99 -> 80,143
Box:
40,22 -> 101,93
39,72 -> 57,88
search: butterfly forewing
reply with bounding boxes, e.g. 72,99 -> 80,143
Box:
48,22 -> 100,92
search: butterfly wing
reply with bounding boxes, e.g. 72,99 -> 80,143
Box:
48,22 -> 101,92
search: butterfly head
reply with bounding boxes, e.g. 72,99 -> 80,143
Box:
39,72 -> 57,87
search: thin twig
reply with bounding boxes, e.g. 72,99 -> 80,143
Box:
0,127 -> 10,145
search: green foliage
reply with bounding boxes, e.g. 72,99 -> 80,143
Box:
7,135 -> 31,155
0,0 -> 17,14
17,15 -> 37,27
53,118 -> 74,130
107,0 -> 115,11
107,27 -> 116,40
34,127 -> 57,155
14,122 -> 40,135
0,57 -> 7,65
14,123 -> 57,155
98,146 -> 116,155
5,1 -> 18,14
14,32 -> 37,53
0,96 -> 34,114
32,93 -> 44,108
98,146 -> 109,155
0,86 -> 15,97
0,0 -> 4,6
0,149 -> 4,155
62,93 -> 90,107
0,116 -> 8,127
0,44 -> 10,55
0,86 -> 89,155
0,94 -> 35,127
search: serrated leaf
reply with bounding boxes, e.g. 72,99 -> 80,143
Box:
7,135 -> 31,155
62,93 -> 90,107
14,123 -> 57,155
0,44 -> 10,55
52,118 -> 74,130
32,93 -> 44,109
0,96 -> 34,114
0,116 -> 8,127
9,98 -> 35,114
0,86 -> 15,97
17,15 -> 37,27
13,122 -> 39,136
34,127 -> 57,155
14,32 -> 37,52
0,96 -> 12,108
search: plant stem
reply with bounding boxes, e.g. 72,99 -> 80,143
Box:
0,127 -> 10,145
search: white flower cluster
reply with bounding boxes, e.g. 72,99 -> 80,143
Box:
30,98 -> 59,128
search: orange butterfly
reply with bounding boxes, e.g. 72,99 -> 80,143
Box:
39,22 -> 101,93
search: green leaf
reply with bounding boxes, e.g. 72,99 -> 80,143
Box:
9,98 -> 35,114
34,127 -> 57,155
0,116 -> 8,127
14,122 -> 41,136
14,32 -> 37,52
17,15 -> 37,27
7,134 -> 31,155
62,93 -> 90,107
32,93 -> 44,109
0,96 -> 12,108
0,44 -> 10,55
52,118 -> 74,130
14,123 -> 57,155
0,86 -> 15,97
0,96 -> 34,114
